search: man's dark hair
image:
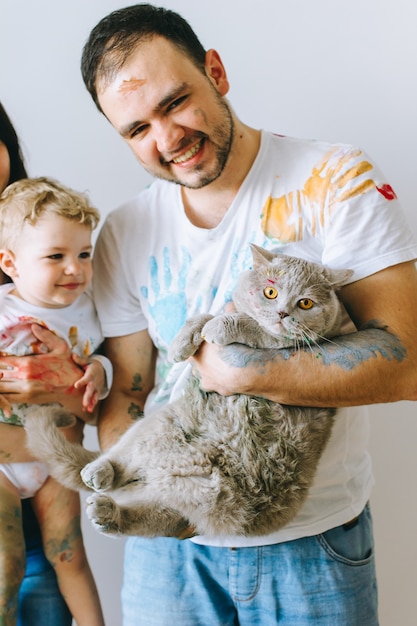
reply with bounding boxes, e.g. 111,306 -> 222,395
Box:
81,3 -> 207,112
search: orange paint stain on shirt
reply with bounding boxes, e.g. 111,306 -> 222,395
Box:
261,192 -> 303,243
261,148 -> 377,243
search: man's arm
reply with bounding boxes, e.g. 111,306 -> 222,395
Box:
97,329 -> 156,450
190,261 -> 417,406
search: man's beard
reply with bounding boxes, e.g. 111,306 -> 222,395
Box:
144,96 -> 235,190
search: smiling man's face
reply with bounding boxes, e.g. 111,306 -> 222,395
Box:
97,36 -> 235,189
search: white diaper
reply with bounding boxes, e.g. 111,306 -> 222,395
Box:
0,461 -> 49,498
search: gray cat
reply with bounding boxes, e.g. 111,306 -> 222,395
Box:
25,245 -> 353,538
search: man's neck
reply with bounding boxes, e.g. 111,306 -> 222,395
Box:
181,125 -> 261,229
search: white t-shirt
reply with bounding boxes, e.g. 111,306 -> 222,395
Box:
93,130 -> 417,546
0,284 -> 111,425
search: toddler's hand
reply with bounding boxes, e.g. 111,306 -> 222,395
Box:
72,355 -> 105,414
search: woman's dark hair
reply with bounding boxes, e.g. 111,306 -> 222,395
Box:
81,3 -> 207,112
0,102 -> 28,184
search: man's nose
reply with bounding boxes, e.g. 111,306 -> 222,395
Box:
154,120 -> 184,153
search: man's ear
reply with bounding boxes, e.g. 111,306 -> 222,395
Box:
0,249 -> 18,279
204,49 -> 230,96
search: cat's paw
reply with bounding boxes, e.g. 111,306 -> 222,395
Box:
201,315 -> 232,345
85,493 -> 120,534
169,314 -> 214,361
81,459 -> 115,492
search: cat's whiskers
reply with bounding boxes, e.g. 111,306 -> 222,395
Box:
311,333 -> 339,347
292,321 -> 325,355
298,324 -> 340,355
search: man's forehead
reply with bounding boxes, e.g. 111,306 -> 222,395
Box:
117,77 -> 147,95
97,36 -> 189,90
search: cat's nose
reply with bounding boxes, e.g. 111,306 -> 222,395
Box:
278,311 -> 289,319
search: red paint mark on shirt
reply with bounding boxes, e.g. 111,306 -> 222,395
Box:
376,184 -> 397,200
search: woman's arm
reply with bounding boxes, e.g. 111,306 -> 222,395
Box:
0,324 -> 88,417
0,418 -> 84,463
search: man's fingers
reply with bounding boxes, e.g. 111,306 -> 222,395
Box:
224,301 -> 236,313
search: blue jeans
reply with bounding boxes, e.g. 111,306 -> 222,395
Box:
122,504 -> 378,625
17,546 -> 72,626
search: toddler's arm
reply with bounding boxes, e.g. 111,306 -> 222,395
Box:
73,354 -> 113,414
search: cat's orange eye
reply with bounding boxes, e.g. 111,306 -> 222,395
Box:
298,298 -> 314,310
263,286 -> 278,299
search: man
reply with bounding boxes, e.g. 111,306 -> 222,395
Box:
3,4 -> 417,625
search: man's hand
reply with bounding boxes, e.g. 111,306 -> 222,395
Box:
189,341 -> 246,396
0,323 -> 83,404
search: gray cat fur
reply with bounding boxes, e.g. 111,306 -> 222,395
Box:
25,245 -> 353,538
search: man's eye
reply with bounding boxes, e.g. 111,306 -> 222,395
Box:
131,125 -> 148,138
168,95 -> 187,112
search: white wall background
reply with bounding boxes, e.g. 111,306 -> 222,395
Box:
2,1 -> 417,624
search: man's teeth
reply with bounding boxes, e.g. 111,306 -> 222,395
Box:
172,142 -> 201,164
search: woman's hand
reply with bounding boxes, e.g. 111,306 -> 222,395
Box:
0,323 -> 84,405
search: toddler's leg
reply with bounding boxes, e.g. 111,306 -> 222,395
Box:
32,477 -> 105,626
0,473 -> 25,626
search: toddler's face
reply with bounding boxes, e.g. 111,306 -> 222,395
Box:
10,213 -> 93,308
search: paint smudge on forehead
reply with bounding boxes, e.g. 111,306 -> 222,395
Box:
118,78 -> 147,93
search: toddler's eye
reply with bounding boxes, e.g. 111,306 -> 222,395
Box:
298,298 -> 314,310
263,286 -> 278,299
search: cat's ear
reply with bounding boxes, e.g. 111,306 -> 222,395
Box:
250,244 -> 277,269
323,267 -> 354,289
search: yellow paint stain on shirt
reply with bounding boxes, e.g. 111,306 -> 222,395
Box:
261,148 -> 375,242
337,178 -> 375,202
68,326 -> 78,348
261,192 -> 301,243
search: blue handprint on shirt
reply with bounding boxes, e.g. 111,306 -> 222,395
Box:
222,237 -> 258,303
140,246 -> 192,346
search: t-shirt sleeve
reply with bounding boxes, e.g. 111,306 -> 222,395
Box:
93,209 -> 148,338
321,146 -> 417,279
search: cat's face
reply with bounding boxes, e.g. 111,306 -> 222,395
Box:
233,246 -> 352,343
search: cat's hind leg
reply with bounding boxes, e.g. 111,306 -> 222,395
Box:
85,493 -> 190,538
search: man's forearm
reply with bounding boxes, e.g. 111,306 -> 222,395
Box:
98,390 -> 145,450
194,327 -> 417,407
